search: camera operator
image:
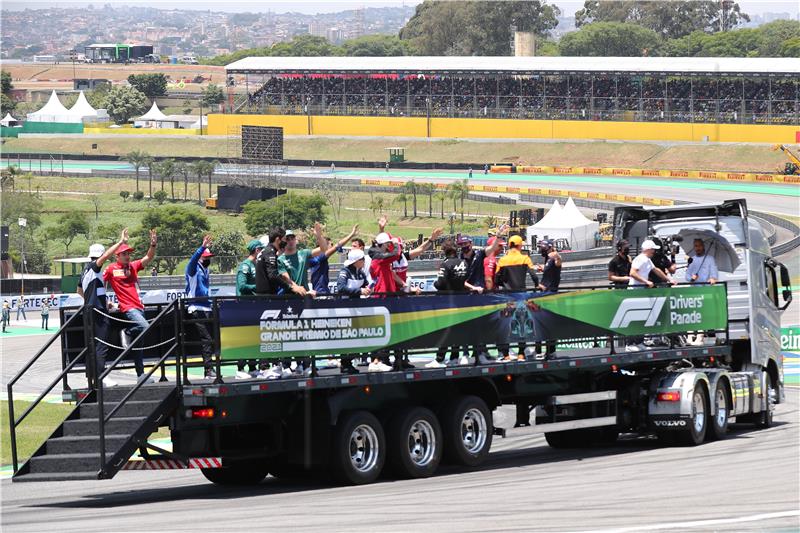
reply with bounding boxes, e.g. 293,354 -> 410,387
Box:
647,236 -> 677,285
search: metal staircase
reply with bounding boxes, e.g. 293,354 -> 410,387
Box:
7,299 -> 205,482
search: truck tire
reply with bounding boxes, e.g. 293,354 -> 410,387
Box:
666,384 -> 709,446
386,407 -> 442,479
201,459 -> 269,486
755,372 -> 775,429
440,395 -> 493,467
706,381 -> 731,441
544,429 -> 584,449
331,410 -> 385,485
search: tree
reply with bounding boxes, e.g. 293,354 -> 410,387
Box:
394,192 -> 408,218
133,190 -> 145,201
757,19 -> 800,57
1,164 -> 21,192
447,180 -> 470,222
191,160 -> 217,201
119,190 -> 130,202
47,211 -> 90,255
419,183 -> 436,217
314,177 -> 347,228
89,194 -> 101,220
201,83 -> 224,107
153,158 -> 176,198
143,155 -> 155,198
559,22 -> 662,57
369,196 -> 386,216
1,94 -> 15,115
127,73 -> 168,99
340,34 -> 409,56
124,150 -> 149,193
400,0 -> 560,55
574,0 -> 749,39
153,190 -> 168,205
781,36 -> 800,58
434,191 -> 447,219
94,221 -> 125,245
210,231 -> 245,273
175,162 -> 192,200
1,70 -> 12,94
132,207 -> 211,274
269,35 -> 337,56
242,193 -> 326,236
1,190 -> 42,229
105,85 -> 148,124
403,181 -> 419,218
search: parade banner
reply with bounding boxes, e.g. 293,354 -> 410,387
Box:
218,285 -> 728,360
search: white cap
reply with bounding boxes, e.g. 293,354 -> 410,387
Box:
259,235 -> 269,246
344,249 -> 365,266
641,239 -> 661,251
375,232 -> 391,245
88,243 -> 105,259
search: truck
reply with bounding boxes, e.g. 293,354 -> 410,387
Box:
7,198 -> 792,485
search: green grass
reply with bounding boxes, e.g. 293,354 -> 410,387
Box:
0,400 -> 75,465
3,136 -> 792,173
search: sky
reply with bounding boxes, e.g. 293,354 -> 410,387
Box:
2,0 -> 798,17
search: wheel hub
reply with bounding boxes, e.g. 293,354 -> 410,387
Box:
349,424 -> 379,473
407,420 -> 436,466
461,408 -> 487,454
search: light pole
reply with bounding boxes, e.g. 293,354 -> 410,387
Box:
18,217 -> 26,298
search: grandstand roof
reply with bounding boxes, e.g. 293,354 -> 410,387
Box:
226,56 -> 799,76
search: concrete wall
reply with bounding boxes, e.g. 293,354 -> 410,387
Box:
207,113 -> 800,143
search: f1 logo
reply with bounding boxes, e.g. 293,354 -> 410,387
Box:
610,297 -> 666,328
259,310 -> 281,320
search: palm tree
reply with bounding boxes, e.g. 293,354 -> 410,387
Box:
176,162 -> 191,201
420,183 -> 435,217
395,192 -> 408,218
154,158 -> 176,197
144,156 -> 155,198
369,196 -> 385,215
124,150 -> 149,193
434,191 -> 446,219
191,160 -> 216,204
446,183 -> 459,214
448,180 -> 469,222
403,181 -> 418,218
1,164 -> 21,192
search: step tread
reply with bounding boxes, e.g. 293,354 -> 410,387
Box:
66,416 -> 148,424
48,434 -> 132,442
14,472 -> 98,482
31,452 -> 114,460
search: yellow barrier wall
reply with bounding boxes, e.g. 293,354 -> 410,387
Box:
207,113 -> 799,143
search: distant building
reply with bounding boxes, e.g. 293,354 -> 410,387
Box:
84,43 -> 153,63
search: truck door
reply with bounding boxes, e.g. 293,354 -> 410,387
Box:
747,256 -> 784,369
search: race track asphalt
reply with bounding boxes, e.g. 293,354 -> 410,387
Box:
2,391 -> 798,533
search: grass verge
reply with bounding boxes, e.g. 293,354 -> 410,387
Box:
0,400 -> 74,466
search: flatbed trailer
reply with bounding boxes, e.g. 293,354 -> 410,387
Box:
7,199 -> 792,486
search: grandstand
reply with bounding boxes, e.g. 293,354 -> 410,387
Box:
225,56 -> 799,125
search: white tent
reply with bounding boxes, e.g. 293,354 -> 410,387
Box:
134,101 -> 167,127
0,113 -> 20,127
26,91 -> 80,123
67,91 -> 109,123
528,197 -> 600,251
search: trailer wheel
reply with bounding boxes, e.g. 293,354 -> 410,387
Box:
386,407 -> 442,478
706,382 -> 731,441
201,459 -> 269,486
440,396 -> 493,467
666,384 -> 709,446
331,410 -> 385,485
756,371 -> 775,429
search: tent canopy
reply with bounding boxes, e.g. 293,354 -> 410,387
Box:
69,91 -> 97,116
136,101 -> 167,121
0,113 -> 19,126
27,91 -> 81,123
528,197 -> 599,251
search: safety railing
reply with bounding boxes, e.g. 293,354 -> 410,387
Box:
7,305 -> 90,473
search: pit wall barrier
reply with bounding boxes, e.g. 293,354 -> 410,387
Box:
359,178 -> 674,207
207,113 -> 799,144
505,165 -> 800,185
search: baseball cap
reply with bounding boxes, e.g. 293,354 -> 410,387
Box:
487,236 -> 506,247
344,249 -> 365,266
284,230 -> 296,238
641,239 -> 661,251
247,239 -> 263,253
508,235 -> 524,247
88,243 -> 105,259
201,249 -> 214,257
375,232 -> 391,245
116,243 -> 134,254
259,235 -> 270,247
456,236 -> 472,248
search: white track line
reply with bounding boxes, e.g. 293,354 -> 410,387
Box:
579,510 -> 800,533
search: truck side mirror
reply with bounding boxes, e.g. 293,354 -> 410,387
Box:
779,263 -> 792,311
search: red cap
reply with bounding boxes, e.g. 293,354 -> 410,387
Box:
117,243 -> 134,254
201,249 -> 214,257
